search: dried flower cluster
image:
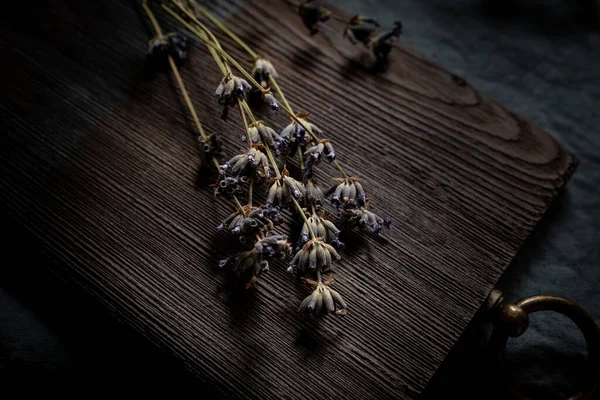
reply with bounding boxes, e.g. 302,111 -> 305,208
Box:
288,0 -> 403,67
140,0 -> 392,317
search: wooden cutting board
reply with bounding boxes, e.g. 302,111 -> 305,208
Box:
0,0 -> 577,398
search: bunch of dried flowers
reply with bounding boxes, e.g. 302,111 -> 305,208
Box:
140,0 -> 391,316
285,0 -> 403,67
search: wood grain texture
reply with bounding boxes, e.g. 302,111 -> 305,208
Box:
0,0 -> 577,398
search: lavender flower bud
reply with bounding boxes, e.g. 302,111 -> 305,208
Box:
255,234 -> 291,261
368,21 -> 403,66
245,126 -> 259,143
215,74 -> 252,107
305,180 -> 325,206
325,178 -> 367,209
289,239 -> 340,274
251,58 -> 277,88
266,170 -> 306,207
263,92 -> 279,112
341,208 -> 392,234
214,176 -> 244,198
235,207 -> 283,242
257,122 -> 281,149
220,148 -> 270,180
280,119 -> 322,156
298,216 -> 343,248
298,284 -> 348,316
146,32 -> 189,70
283,176 -> 305,199
166,32 -> 189,63
303,140 -> 335,177
219,235 -> 291,288
147,36 -> 170,65
198,133 -> 223,163
216,209 -> 245,233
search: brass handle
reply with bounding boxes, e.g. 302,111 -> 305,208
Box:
487,290 -> 600,400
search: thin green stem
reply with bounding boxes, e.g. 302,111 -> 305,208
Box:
263,143 -> 281,179
167,57 -> 207,140
269,76 -> 292,116
191,1 -> 259,59
196,24 -> 229,75
171,1 -> 231,75
248,175 -> 253,207
143,1 -> 208,142
238,99 -> 249,128
166,1 -> 335,162
291,197 -> 315,240
142,1 -> 164,37
163,5 -> 266,92
182,0 -> 320,152
333,160 -> 349,179
233,195 -> 244,212
330,13 -> 349,23
316,270 -> 322,284
238,99 -> 253,144
296,145 -> 304,174
240,100 -> 257,125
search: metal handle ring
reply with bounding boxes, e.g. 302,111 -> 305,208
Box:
489,295 -> 600,400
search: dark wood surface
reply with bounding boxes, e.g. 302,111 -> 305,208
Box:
0,0 -> 577,398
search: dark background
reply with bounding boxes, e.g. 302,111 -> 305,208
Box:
1,0 -> 599,398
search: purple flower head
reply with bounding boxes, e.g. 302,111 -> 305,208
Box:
299,216 -> 344,249
215,74 -> 252,108
220,148 -> 270,180
325,178 -> 366,209
302,140 -> 335,177
251,58 -> 278,88
341,207 -> 392,234
280,116 -> 322,156
288,238 -> 340,274
266,169 -> 306,207
263,92 -> 279,112
298,284 -> 347,316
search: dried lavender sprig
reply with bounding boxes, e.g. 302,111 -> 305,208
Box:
169,2 -> 281,112
240,100 -> 281,179
182,2 -> 392,174
164,4 -> 267,93
142,1 -> 220,172
170,3 -> 382,226
144,2 -> 285,290
162,2 -> 363,315
166,2 -> 345,172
